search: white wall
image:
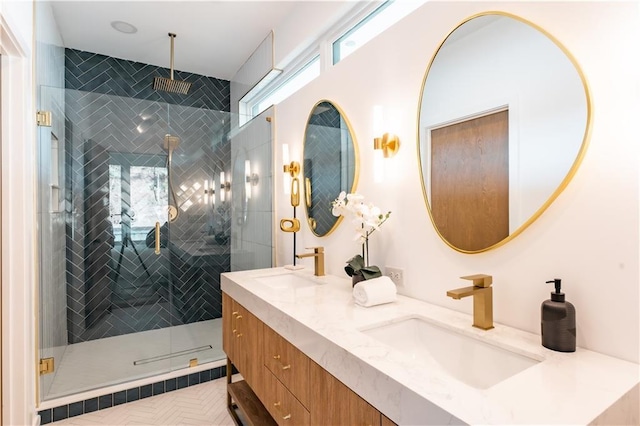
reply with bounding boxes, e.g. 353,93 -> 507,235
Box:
275,1 -> 640,364
273,1 -> 359,69
1,0 -> 37,425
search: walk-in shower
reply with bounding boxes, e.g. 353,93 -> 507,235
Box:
36,86 -> 273,403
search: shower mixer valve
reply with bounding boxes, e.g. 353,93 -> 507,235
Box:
168,205 -> 178,222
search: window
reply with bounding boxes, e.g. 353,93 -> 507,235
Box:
239,0 -> 424,121
333,1 -> 392,64
243,55 -> 320,122
109,164 -> 168,242
333,1 -> 423,64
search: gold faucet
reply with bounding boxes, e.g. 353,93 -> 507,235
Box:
295,247 -> 325,276
446,274 -> 494,330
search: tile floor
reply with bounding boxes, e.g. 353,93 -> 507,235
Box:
51,377 -> 234,425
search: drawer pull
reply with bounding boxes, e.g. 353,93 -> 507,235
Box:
232,311 -> 239,316
236,333 -> 243,338
272,354 -> 291,370
273,402 -> 291,421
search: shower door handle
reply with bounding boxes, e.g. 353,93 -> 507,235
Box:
155,222 -> 161,255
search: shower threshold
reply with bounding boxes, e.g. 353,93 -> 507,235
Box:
133,345 -> 213,365
42,319 -> 225,402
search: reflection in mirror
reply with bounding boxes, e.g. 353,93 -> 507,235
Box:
232,147 -> 248,226
419,13 -> 590,253
303,100 -> 358,236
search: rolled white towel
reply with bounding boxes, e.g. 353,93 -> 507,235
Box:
353,276 -> 397,307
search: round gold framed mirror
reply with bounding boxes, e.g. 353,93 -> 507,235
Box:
418,12 -> 592,253
303,100 -> 359,237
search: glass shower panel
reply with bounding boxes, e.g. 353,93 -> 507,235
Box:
161,103 -> 232,370
35,88 -> 176,400
37,87 -> 273,401
230,109 -> 274,272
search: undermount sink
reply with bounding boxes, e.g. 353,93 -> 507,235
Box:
361,316 -> 540,389
253,273 -> 319,291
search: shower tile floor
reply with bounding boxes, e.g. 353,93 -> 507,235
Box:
51,377 -> 234,425
45,319 -> 225,399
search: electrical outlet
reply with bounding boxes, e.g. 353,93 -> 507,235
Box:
385,266 -> 404,288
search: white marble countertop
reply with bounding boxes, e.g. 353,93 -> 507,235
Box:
221,267 -> 639,425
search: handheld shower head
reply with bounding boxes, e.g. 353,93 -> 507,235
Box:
164,134 -> 181,223
164,134 -> 181,153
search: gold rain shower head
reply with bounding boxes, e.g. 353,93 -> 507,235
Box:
153,33 -> 192,95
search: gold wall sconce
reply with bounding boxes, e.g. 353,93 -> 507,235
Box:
203,179 -> 215,206
244,160 -> 259,200
373,105 -> 401,183
373,133 -> 400,158
283,160 -> 300,177
219,172 -> 230,202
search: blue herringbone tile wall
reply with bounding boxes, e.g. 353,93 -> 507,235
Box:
64,48 -> 233,343
65,48 -> 230,111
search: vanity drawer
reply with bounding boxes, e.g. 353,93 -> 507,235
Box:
264,324 -> 310,408
264,369 -> 310,426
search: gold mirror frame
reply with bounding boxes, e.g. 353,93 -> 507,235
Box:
302,100 -> 360,237
417,11 -> 593,254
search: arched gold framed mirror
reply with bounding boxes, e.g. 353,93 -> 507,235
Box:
418,12 -> 592,253
303,100 -> 359,236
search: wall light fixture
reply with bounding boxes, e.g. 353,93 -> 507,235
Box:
219,172 -> 230,202
372,105 -> 401,183
203,179 -> 215,206
373,133 -> 401,158
245,160 -> 259,199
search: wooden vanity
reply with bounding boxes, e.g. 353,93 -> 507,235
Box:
223,292 -> 395,425
221,268 -> 639,425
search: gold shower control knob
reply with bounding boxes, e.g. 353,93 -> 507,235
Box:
168,205 -> 178,222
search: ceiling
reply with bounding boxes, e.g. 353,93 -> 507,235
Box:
48,1 -> 303,81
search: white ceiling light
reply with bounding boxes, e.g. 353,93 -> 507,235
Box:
110,21 -> 138,34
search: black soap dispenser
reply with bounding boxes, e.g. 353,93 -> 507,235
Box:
541,279 -> 576,352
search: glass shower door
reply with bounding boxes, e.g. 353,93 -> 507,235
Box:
36,85 -> 67,401
36,88 -> 178,401
36,87 -> 273,401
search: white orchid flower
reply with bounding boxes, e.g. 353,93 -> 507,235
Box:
331,191 -> 347,217
330,192 -> 391,266
346,193 -> 364,203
